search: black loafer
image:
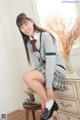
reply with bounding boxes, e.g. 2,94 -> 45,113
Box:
40,108 -> 49,120
40,101 -> 59,120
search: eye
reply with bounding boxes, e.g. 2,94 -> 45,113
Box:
20,26 -> 23,30
25,22 -> 28,26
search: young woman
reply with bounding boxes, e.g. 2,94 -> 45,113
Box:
16,13 -> 67,120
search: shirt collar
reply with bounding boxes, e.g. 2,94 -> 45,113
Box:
29,32 -> 40,41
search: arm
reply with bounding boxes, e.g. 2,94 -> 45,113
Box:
43,32 -> 57,89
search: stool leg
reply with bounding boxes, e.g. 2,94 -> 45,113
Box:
26,109 -> 29,120
32,111 -> 35,120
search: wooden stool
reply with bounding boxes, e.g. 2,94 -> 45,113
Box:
23,102 -> 41,120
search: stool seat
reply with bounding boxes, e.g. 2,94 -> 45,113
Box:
23,102 -> 41,120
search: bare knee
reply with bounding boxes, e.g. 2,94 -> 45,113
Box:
23,72 -> 30,84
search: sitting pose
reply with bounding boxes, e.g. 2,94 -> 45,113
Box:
16,13 -> 67,120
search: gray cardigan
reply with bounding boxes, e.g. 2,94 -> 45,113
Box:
27,32 -> 66,88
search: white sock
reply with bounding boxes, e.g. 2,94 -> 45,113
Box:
46,100 -> 54,110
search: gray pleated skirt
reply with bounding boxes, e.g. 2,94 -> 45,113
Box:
36,64 -> 67,91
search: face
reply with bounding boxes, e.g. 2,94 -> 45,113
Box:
19,19 -> 34,37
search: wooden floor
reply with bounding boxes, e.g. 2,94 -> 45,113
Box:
7,109 -> 57,120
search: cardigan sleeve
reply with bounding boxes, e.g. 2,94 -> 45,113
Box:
43,32 -> 57,88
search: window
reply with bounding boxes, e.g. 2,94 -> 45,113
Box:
36,0 -> 80,51
36,0 -> 77,26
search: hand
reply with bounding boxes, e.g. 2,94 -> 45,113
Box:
46,88 -> 54,100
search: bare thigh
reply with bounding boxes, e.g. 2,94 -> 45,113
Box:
23,69 -> 46,84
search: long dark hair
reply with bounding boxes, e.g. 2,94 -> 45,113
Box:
16,13 -> 55,64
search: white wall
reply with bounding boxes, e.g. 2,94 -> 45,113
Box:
70,48 -> 80,71
76,3 -> 80,17
0,0 -> 39,113
70,4 -> 80,71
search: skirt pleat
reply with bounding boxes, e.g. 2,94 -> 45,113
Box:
36,64 -> 67,91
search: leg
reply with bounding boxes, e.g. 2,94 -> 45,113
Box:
40,97 -> 45,113
23,70 -> 48,102
23,70 -> 58,120
26,110 -> 29,120
32,111 -> 35,120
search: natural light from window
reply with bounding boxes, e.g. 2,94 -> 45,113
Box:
36,0 -> 80,49
36,0 -> 77,27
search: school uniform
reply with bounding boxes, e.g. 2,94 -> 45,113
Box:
27,32 -> 67,91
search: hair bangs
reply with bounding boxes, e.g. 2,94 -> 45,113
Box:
16,17 -> 27,27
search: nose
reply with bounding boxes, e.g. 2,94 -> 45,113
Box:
23,26 -> 28,32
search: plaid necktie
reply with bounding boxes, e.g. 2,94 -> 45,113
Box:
31,39 -> 37,52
